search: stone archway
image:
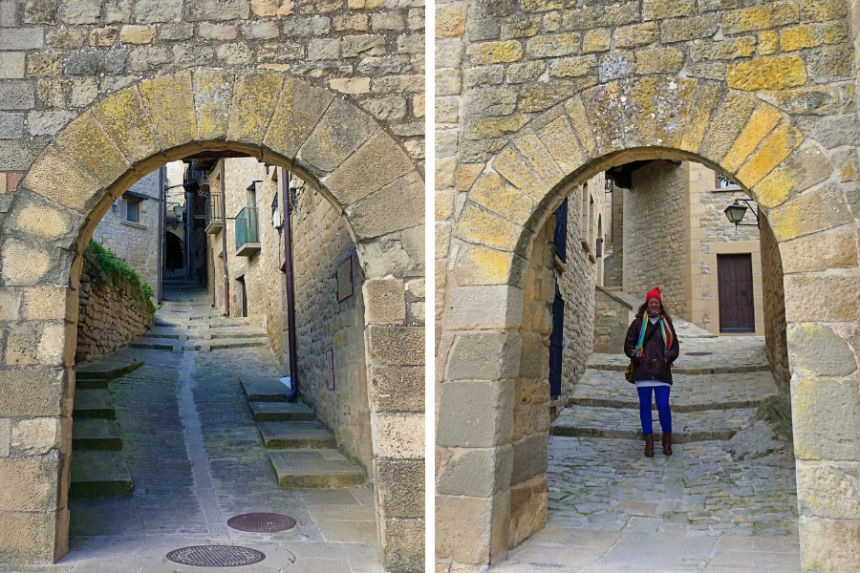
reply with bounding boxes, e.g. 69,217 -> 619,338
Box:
437,78 -> 859,569
1,70 -> 424,570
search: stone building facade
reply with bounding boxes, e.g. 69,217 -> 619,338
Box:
436,0 -> 860,571
0,1 -> 425,570
90,166 -> 162,291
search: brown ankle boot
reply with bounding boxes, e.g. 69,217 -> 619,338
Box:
644,434 -> 654,457
662,433 -> 672,456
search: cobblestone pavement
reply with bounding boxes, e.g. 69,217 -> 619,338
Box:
20,342 -> 381,572
491,331 -> 801,573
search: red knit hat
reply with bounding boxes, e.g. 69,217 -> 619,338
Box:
646,286 -> 661,302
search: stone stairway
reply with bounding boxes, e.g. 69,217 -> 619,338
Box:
552,324 -> 780,444
70,360 -> 142,497
130,282 -> 269,352
240,374 -> 365,488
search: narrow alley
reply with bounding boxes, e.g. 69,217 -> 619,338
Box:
41,283 -> 382,572
492,320 -> 799,573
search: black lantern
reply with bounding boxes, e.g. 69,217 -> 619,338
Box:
723,198 -> 759,228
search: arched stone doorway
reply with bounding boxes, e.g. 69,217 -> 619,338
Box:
164,230 -> 185,271
1,70 -> 424,570
437,78 -> 859,569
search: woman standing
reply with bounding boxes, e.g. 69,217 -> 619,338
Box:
624,287 -> 680,457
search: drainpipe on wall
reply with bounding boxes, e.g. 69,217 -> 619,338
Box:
282,168 -> 299,402
156,166 -> 165,304
220,160 -> 230,316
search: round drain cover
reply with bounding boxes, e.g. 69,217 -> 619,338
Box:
227,512 -> 297,532
166,545 -> 265,567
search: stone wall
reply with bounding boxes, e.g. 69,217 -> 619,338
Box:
91,167 -> 161,290
593,286 -> 634,355
760,216 -> 791,392
623,161 -> 690,317
75,252 -> 154,363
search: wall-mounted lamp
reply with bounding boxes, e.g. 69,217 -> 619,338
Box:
723,197 -> 759,228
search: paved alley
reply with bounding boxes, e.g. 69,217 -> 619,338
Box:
22,287 -> 382,573
491,323 -> 800,572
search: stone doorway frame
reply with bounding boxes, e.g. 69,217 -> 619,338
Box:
0,70 -> 424,571
437,78 -> 859,570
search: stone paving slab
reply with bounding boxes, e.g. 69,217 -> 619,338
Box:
250,401 -> 316,421
552,406 -> 756,441
268,449 -> 365,487
260,421 -> 338,449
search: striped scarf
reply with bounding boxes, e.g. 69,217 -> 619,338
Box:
634,311 -> 674,356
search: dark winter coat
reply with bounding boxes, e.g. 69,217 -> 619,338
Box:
624,316 -> 680,384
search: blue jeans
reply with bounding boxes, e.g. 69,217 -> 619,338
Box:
637,386 -> 672,435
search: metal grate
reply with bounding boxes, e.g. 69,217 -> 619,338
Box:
166,545 -> 265,567
227,512 -> 297,532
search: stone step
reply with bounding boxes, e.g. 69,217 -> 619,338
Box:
241,376 -> 290,402
259,421 -> 337,449
185,337 -> 269,351
70,450 -> 133,497
73,389 -> 115,419
208,327 -> 268,339
249,401 -> 315,422
588,360 -> 769,375
550,405 -> 757,442
129,338 -> 177,351
570,368 -> 779,411
267,449 -> 364,488
76,360 -> 144,388
73,418 -> 123,451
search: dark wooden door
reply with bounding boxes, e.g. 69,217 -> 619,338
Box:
237,277 -> 248,317
549,285 -> 564,398
717,254 -> 755,333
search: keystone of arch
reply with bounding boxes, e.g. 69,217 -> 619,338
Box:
17,69 -> 418,247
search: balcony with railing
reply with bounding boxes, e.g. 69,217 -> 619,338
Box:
235,206 -> 260,257
205,192 -> 223,234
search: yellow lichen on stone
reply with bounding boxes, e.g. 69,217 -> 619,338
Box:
758,31 -> 779,55
456,164 -> 483,191
582,28 -> 610,53
92,87 -> 159,164
139,72 -> 196,149
463,247 -> 517,285
470,173 -> 536,224
513,133 -> 563,185
436,3 -> 467,39
780,22 -> 847,52
736,121 -> 803,187
465,115 -> 530,140
680,83 -> 723,153
227,72 -> 284,144
536,115 -> 585,174
563,96 -> 597,157
753,169 -> 796,208
54,112 -> 128,186
492,146 -> 550,202
467,41 -> 523,65
455,203 -> 522,252
193,69 -> 235,141
727,55 -> 807,91
722,105 -> 783,172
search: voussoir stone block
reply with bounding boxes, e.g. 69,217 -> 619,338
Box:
325,132 -> 416,206
492,145 -> 553,203
437,380 -> 514,448
751,144 -> 832,209
226,71 -> 284,145
0,458 -> 60,511
298,97 -> 377,175
436,445 -> 513,498
139,72 -> 196,150
455,203 -> 524,253
722,105 -> 783,173
680,82 -> 724,153
446,331 -> 522,380
91,88 -> 160,166
54,112 -> 129,188
447,285 -> 524,330
469,173 -> 536,225
264,78 -> 334,161
192,69 -> 235,141
735,121 -> 803,188
780,228 -> 858,273
451,245 -> 521,287
768,182 -> 851,242
363,279 -> 406,325
535,115 -> 586,174
21,147 -> 103,214
700,91 -> 758,165
347,171 -> 424,240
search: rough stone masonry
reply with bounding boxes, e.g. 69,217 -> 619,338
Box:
436,0 -> 859,571
0,1 -> 425,571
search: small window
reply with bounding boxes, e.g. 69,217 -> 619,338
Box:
715,173 -> 740,189
124,198 -> 141,223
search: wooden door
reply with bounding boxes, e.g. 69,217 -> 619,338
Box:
549,285 -> 564,398
717,254 -> 755,333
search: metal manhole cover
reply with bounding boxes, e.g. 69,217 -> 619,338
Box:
227,512 -> 297,532
166,545 -> 265,567
687,352 -> 713,356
